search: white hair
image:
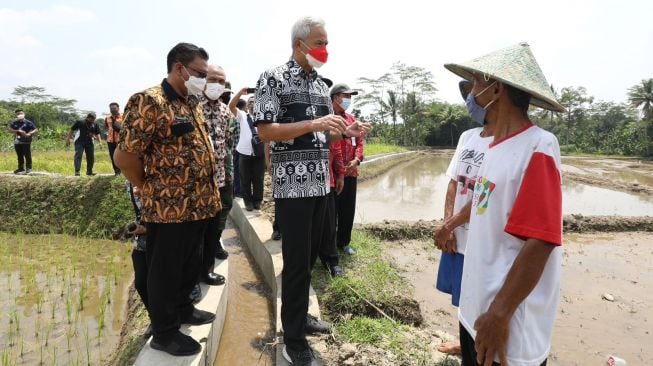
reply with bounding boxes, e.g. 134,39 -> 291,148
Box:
291,16 -> 325,45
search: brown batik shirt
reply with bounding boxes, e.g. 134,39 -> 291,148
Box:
119,79 -> 221,223
201,98 -> 231,188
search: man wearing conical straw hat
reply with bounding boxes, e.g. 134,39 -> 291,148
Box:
443,42 -> 564,366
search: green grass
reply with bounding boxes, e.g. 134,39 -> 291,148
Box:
364,142 -> 407,157
335,316 -> 402,345
313,231 -> 409,317
0,148 -> 115,175
0,175 -> 133,238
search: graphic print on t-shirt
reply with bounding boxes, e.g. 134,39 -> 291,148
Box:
473,176 -> 495,215
456,147 -> 486,195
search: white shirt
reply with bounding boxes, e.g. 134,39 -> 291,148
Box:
445,127 -> 492,255
236,109 -> 254,156
459,124 -> 563,366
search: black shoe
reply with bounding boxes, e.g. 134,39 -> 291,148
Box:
305,314 -> 331,334
150,331 -> 201,356
143,323 -> 153,339
189,283 -> 202,304
271,230 -> 282,241
245,202 -> 254,211
253,202 -> 261,210
215,246 -> 229,260
181,307 -> 215,325
13,169 -> 25,175
86,172 -> 96,176
328,264 -> 345,277
74,171 -> 80,176
202,272 -> 225,286
114,172 -> 121,176
282,345 -> 318,365
25,169 -> 32,174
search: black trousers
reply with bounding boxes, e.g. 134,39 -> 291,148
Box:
73,143 -> 94,174
336,177 -> 357,248
145,219 -> 208,339
107,142 -> 120,174
273,200 -> 280,231
201,215 -> 220,276
132,249 -> 148,310
459,322 -> 547,366
239,153 -> 265,205
233,151 -> 241,197
14,143 -> 32,170
277,195 -> 328,352
318,191 -> 339,268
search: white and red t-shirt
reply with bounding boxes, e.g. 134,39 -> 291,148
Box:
445,127 -> 493,255
459,124 -> 563,366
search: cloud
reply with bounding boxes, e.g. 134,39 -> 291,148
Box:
0,5 -> 96,48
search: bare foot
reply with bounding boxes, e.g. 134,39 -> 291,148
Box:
437,342 -> 461,355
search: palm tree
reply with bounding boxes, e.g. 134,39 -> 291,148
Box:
627,79 -> 653,155
380,90 -> 401,137
627,78 -> 653,120
437,105 -> 462,146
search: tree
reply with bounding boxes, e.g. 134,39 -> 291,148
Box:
627,78 -> 653,154
558,86 -> 593,145
356,62 -> 437,145
6,86 -> 80,128
627,78 -> 653,120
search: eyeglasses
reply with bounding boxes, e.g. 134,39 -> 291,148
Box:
184,65 -> 207,79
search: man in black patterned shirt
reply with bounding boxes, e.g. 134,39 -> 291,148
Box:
254,16 -> 370,365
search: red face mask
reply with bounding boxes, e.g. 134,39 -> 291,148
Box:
301,41 -> 328,68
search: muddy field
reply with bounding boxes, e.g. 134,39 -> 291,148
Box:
384,232 -> 653,365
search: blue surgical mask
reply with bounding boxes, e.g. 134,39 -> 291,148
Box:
340,98 -> 352,111
465,82 -> 496,125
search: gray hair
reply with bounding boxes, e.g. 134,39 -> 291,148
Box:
291,16 -> 325,45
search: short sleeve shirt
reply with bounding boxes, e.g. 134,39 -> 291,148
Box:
253,59 -> 333,199
118,79 -> 221,224
444,127 -> 492,254
201,99 -> 231,188
9,119 -> 36,144
459,124 -> 563,365
71,120 -> 100,145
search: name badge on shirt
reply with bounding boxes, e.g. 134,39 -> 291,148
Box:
351,137 -> 356,146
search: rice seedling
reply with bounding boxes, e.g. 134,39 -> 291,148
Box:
9,309 -> 19,334
1,348 -> 14,366
83,324 -> 91,366
6,322 -> 15,347
36,290 -> 45,314
66,325 -> 75,353
65,292 -> 74,324
44,321 -> 53,347
39,334 -> 44,365
51,295 -> 58,320
78,277 -> 87,311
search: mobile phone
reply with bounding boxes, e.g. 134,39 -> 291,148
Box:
247,88 -> 257,94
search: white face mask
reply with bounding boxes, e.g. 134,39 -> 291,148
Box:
205,83 -> 225,100
16,113 -> 25,120
183,66 -> 206,96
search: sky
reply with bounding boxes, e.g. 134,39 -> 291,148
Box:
1,0 -> 652,117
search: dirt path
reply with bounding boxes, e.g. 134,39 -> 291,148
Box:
385,232 -> 653,365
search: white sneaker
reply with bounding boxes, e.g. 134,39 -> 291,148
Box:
344,245 -> 355,255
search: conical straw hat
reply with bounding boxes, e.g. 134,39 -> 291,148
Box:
444,42 -> 565,113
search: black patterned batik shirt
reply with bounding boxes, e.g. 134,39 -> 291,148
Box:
254,59 -> 333,199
